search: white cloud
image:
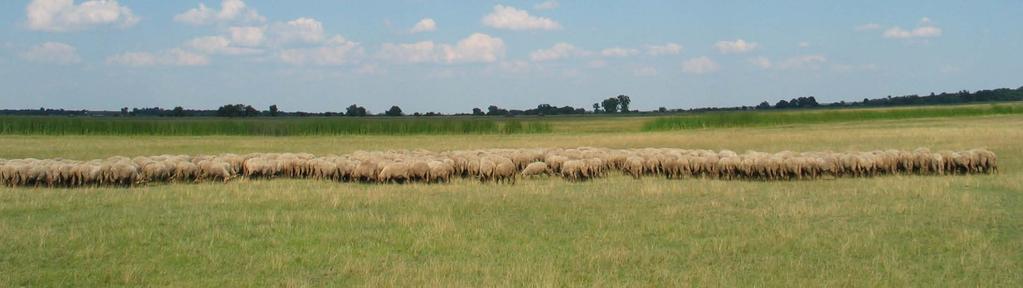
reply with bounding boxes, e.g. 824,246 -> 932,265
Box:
377,33 -> 505,64
646,43 -> 682,56
107,49 -> 209,67
633,66 -> 658,77
174,0 -> 265,26
228,26 -> 265,46
270,17 -> 325,45
714,39 -> 758,54
482,5 -> 561,31
534,1 -> 559,10
21,42 -> 81,64
26,0 -> 139,32
278,36 -> 363,66
798,41 -> 811,48
185,36 -> 261,55
600,47 -> 639,57
855,23 -> 882,31
441,33 -> 506,63
748,56 -> 772,69
410,18 -> 437,33
883,18 -> 942,39
529,43 -> 587,62
681,56 -> 719,74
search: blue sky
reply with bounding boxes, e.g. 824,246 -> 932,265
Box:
2,0 -> 1021,113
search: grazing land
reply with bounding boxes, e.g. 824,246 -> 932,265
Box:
1,109 -> 1021,286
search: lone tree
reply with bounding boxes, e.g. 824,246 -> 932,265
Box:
601,97 -> 620,114
616,95 -> 631,113
592,103 -> 600,113
346,104 -> 368,116
269,105 -> 279,116
385,106 -> 404,116
472,108 -> 485,116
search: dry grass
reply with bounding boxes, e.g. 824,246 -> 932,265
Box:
0,115 -> 1021,286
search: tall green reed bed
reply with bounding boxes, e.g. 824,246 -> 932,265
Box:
0,117 -> 552,136
643,103 -> 1023,130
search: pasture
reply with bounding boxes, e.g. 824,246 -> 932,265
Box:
1,111 -> 1022,286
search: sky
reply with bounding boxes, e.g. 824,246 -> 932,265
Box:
1,0 -> 1022,113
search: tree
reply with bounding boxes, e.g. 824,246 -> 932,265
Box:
486,105 -> 508,116
616,95 -> 631,113
269,105 -> 279,117
472,108 -> 485,116
346,104 -> 368,116
601,97 -> 620,114
592,103 -> 601,113
756,101 -> 771,109
658,107 -> 667,113
775,100 -> 790,109
385,106 -> 404,116
172,106 -> 185,117
120,107 -> 129,116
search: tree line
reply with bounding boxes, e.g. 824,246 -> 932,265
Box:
3,86 -> 1022,117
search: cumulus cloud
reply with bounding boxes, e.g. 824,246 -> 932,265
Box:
883,18 -> 942,39
228,26 -> 265,46
534,1 -> 559,10
21,42 -> 81,64
714,39 -> 758,54
646,43 -> 682,56
25,0 -> 139,32
529,43 -> 587,62
681,56 -> 719,74
377,33 -> 506,64
269,17 -> 326,45
174,0 -> 265,26
441,33 -> 506,63
410,18 -> 437,33
185,36 -> 261,55
278,36 -> 363,66
600,47 -> 639,57
482,5 -> 561,31
107,49 -> 209,67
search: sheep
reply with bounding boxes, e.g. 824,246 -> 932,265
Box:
427,161 -> 454,183
520,162 -> 550,177
352,160 -> 379,182
377,162 -> 410,183
560,160 -> 587,181
493,159 -> 517,184
197,160 -> 233,182
409,161 -> 430,182
174,161 -> 198,182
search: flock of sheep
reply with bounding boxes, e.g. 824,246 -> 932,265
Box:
0,147 -> 997,187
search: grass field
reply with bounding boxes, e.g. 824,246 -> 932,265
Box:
1,112 -> 1021,286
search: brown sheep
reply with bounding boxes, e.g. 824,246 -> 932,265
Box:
377,162 -> 410,183
197,160 -> 233,182
520,162 -> 549,177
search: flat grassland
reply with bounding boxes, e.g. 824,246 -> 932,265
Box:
1,114 -> 1021,286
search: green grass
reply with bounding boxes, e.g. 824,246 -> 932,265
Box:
1,115 -> 1021,286
643,102 -> 1023,131
0,116 -> 552,136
